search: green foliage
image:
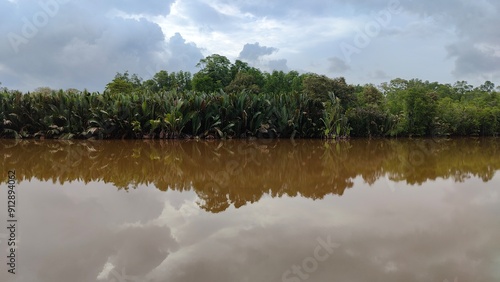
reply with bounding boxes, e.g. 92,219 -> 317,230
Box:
193,54 -> 233,93
347,85 -> 389,137
321,92 -> 350,138
225,72 -> 261,94
380,78 -> 500,137
225,61 -> 265,94
105,71 -> 142,94
144,70 -> 192,92
1,54 -> 499,139
263,70 -> 303,94
302,74 -> 355,109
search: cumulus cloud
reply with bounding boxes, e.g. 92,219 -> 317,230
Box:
402,0 -> 500,81
447,42 -> 500,78
238,42 -> 278,61
0,0 -> 202,91
0,0 -> 499,90
144,32 -> 204,77
267,59 -> 289,72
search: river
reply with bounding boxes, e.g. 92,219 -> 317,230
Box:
0,138 -> 499,282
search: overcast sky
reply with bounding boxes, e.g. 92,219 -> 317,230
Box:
1,0 -> 499,92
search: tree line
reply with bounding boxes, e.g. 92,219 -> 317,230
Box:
1,54 -> 499,139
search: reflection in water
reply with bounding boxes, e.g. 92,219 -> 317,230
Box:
1,138 -> 499,212
1,139 -> 500,282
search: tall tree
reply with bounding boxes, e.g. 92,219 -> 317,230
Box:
192,54 -> 232,93
478,81 -> 495,93
226,60 -> 265,93
302,74 -> 355,109
106,71 -> 142,94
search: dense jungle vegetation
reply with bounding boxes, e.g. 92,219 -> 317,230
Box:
1,54 -> 499,139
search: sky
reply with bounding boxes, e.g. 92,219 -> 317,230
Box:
0,0 -> 499,92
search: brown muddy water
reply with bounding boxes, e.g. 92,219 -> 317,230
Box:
0,138 -> 499,282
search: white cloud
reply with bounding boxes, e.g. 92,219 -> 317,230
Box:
238,42 -> 278,61
0,0 -> 499,91
202,0 -> 255,19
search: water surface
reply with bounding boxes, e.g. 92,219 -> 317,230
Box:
0,138 -> 499,282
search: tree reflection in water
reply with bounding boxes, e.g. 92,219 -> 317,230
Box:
1,138 -> 499,213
